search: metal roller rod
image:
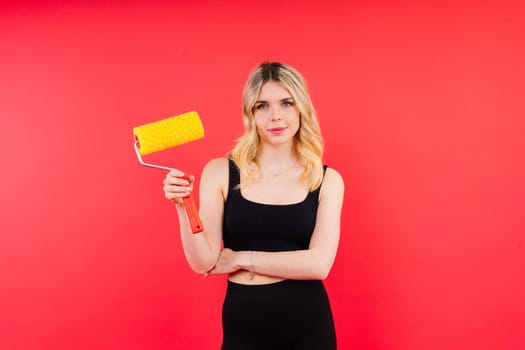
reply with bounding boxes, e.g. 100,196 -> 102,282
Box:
134,140 -> 173,171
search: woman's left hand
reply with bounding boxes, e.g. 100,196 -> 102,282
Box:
205,248 -> 242,276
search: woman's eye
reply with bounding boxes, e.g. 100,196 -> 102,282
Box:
282,100 -> 294,107
255,103 -> 269,110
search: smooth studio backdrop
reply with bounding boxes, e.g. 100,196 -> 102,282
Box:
1,1 -> 524,349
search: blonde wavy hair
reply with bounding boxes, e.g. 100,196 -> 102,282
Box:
230,62 -> 324,191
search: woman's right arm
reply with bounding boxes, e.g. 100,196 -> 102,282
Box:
163,158 -> 227,274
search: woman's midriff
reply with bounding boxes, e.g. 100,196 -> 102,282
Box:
228,270 -> 285,285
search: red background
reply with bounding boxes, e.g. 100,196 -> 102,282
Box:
1,1 -> 524,349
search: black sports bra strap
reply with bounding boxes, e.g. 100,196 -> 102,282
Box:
312,165 -> 328,201
228,157 -> 240,191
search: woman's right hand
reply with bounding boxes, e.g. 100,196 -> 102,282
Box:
163,169 -> 195,205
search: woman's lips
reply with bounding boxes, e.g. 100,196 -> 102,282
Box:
268,127 -> 287,134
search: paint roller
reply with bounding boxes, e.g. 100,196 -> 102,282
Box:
133,111 -> 205,234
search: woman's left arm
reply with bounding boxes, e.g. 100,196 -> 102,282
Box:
210,167 -> 345,280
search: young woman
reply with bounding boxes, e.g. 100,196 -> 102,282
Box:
163,62 -> 344,349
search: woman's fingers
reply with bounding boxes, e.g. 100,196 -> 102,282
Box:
206,249 -> 239,276
163,169 -> 194,203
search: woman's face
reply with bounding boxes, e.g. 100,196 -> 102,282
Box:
252,81 -> 300,147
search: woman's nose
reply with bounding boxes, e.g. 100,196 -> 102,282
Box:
270,107 -> 282,120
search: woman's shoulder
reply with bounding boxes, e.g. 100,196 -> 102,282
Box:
202,157 -> 230,179
200,157 -> 230,198
320,166 -> 345,197
323,166 -> 343,181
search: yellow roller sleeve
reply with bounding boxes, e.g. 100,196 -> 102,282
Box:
133,111 -> 204,155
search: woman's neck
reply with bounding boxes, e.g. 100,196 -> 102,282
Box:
257,145 -> 301,174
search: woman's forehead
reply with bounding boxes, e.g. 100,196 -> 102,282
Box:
257,81 -> 292,100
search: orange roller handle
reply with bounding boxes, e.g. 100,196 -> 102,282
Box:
182,175 -> 204,234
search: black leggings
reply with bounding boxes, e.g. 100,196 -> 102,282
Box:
221,279 -> 336,350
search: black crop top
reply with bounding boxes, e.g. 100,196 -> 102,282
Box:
223,158 -> 326,252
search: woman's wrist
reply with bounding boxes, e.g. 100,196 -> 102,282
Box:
238,251 -> 253,269
237,251 -> 255,279
174,205 -> 185,218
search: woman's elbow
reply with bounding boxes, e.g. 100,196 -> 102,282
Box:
189,262 -> 214,275
316,267 -> 331,280
312,260 -> 334,280
187,256 -> 217,275
189,264 -> 207,275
